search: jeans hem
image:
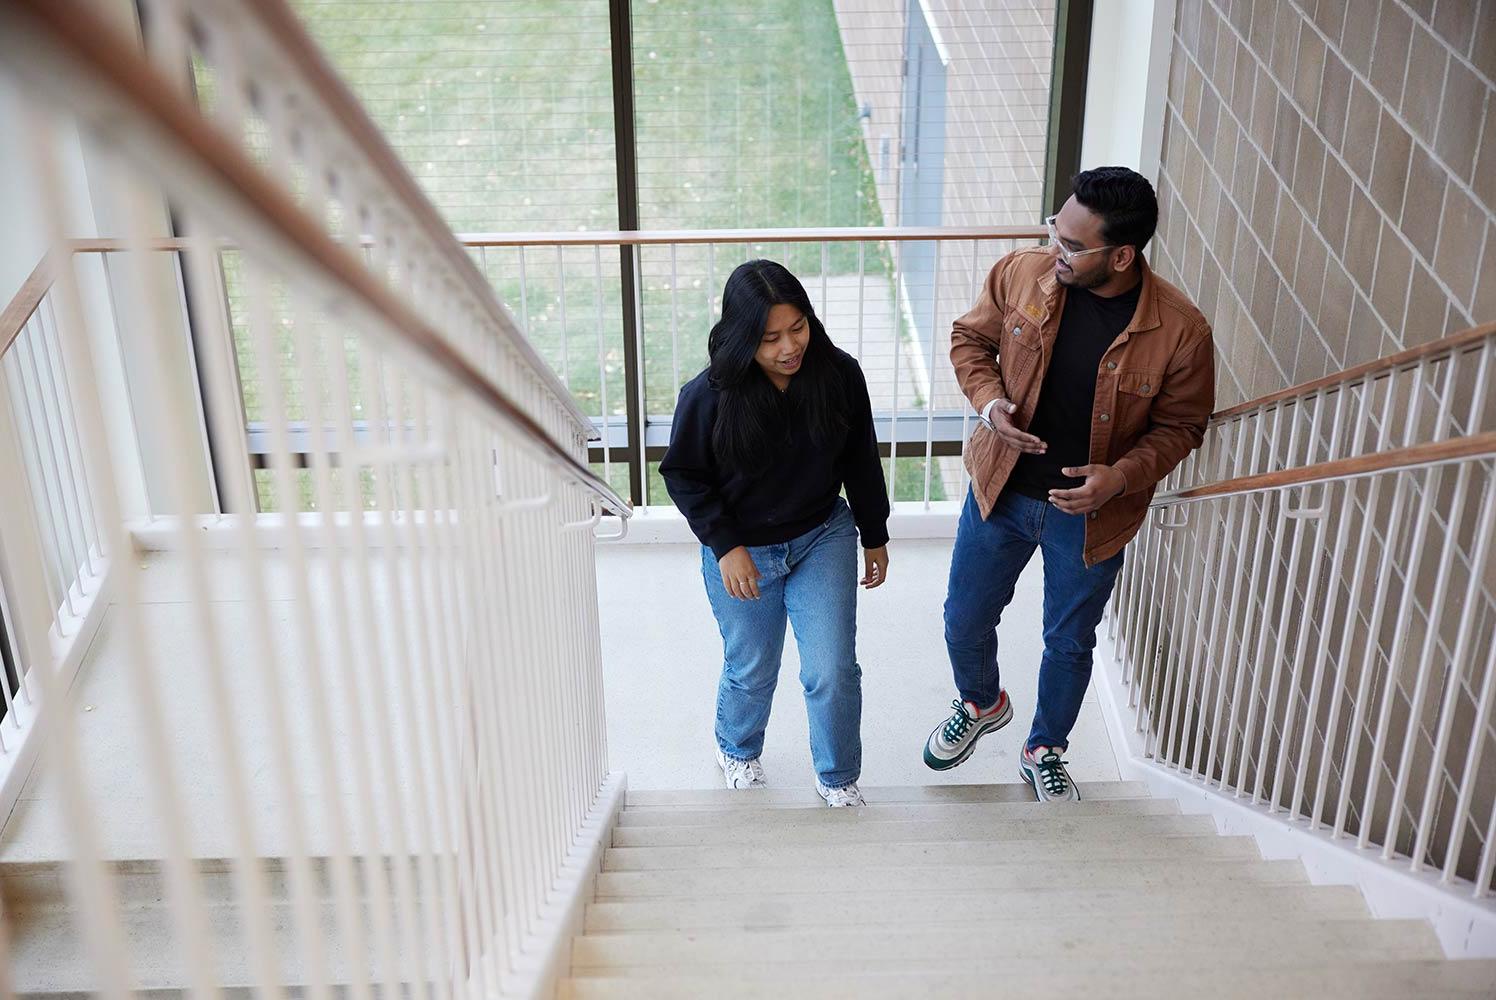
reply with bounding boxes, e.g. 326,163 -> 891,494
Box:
816,772 -> 861,789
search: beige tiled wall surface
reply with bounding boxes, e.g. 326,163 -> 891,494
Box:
1152,0 -> 1495,408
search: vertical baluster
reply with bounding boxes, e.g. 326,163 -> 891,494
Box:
1220,407 -> 1282,794
669,243 -> 681,399
1381,454 -> 1477,862
1128,512 -> 1169,730
556,244 -> 569,388
1265,393 -> 1337,810
1157,502 -> 1211,766
518,246 -> 531,338
11,333 -> 78,620
1334,361 -> 1429,840
1412,467 -> 1495,871
1288,380 -> 1371,821
1240,412 -> 1307,800
855,242 -> 866,361
1358,358 -> 1456,849
372,346 -> 460,992
38,302 -> 99,575
887,239 -> 902,491
923,241 -> 941,508
1,353 -> 67,635
820,241 -> 829,324
593,245 -> 610,485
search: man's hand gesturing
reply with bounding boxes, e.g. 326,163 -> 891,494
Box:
983,398 -> 1047,455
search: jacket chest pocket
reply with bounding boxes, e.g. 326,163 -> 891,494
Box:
1110,369 -> 1163,434
1117,371 -> 1162,399
999,311 -> 1042,383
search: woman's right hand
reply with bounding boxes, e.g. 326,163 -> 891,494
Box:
718,546 -> 761,601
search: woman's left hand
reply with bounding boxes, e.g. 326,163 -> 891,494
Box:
861,545 -> 889,589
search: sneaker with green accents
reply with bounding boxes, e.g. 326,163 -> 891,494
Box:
1020,745 -> 1080,801
922,691 -> 1013,770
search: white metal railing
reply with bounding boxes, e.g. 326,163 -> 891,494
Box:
1109,322 -> 1496,897
0,254 -> 108,772
1170,324 -> 1495,493
0,2 -> 629,997
452,228 -> 1047,507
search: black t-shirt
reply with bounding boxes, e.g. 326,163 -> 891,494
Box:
1005,281 -> 1142,501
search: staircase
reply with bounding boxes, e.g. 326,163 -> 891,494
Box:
560,782 -> 1496,1000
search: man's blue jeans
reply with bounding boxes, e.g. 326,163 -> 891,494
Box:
702,499 -> 862,787
944,487 -> 1124,752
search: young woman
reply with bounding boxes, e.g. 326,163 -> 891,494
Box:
661,259 -> 890,807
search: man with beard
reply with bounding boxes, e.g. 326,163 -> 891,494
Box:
923,166 -> 1216,801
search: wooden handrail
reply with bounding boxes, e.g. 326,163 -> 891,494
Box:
65,226 -> 1050,252
1151,431 -> 1496,507
1,0 -> 629,519
455,226 -> 1049,248
1211,322 -> 1496,421
0,250 -> 63,360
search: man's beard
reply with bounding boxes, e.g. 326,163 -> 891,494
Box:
1057,261 -> 1109,290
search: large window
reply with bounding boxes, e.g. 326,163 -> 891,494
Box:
226,0 -> 1066,508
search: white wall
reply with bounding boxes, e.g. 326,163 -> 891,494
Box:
0,81 -> 98,305
1079,0 -> 1177,185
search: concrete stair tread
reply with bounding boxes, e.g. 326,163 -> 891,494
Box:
623,781 -> 1148,808
602,834 -> 1261,869
4,895 -> 409,992
583,883 -> 1370,931
610,811 -> 1216,846
594,857 -> 1310,897
558,958 -> 1496,999
616,796 -> 1180,827
570,916 -> 1444,969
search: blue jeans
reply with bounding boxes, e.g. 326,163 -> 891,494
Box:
702,498 -> 862,787
943,487 -> 1124,752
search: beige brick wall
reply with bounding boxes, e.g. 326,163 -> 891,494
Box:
1141,0 -> 1496,882
1152,0 -> 1495,409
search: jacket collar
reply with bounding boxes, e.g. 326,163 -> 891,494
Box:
1037,254 -> 1161,335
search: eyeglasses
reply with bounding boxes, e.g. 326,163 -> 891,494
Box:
1045,215 -> 1115,265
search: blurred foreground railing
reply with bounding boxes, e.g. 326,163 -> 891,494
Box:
0,0 -> 629,995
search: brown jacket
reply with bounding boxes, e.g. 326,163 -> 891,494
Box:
951,247 -> 1216,566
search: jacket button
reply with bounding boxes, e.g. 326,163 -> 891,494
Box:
1099,413 -> 1111,422
1013,326 -> 1022,336
1106,361 -> 1117,370
1140,384 -> 1150,393
1088,511 -> 1097,520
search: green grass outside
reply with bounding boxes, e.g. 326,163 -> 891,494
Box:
239,2 -> 948,509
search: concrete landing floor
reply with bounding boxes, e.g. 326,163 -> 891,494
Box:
597,538 -> 1122,792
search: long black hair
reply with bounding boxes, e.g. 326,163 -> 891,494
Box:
707,260 -> 848,473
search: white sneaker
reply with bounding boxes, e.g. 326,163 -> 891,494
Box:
816,781 -> 866,807
717,749 -> 766,789
1019,745 -> 1080,802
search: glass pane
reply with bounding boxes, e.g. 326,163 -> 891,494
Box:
294,1 -> 618,232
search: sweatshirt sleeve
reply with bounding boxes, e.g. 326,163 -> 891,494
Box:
837,357 -> 891,549
659,380 -> 744,559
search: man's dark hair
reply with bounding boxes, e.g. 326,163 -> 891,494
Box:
1070,166 -> 1158,254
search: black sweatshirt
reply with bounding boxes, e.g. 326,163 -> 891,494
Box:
660,347 -> 891,559
1006,281 -> 1142,501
